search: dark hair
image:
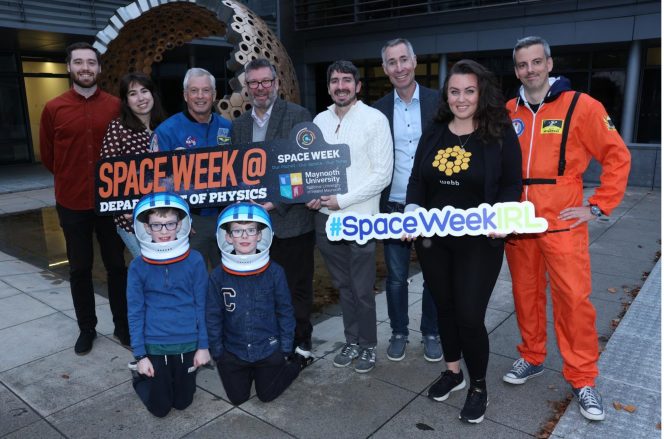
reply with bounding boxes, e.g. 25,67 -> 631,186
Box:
326,60 -> 360,85
138,207 -> 185,223
222,220 -> 266,232
436,59 -> 511,143
245,58 -> 277,78
65,42 -> 100,64
513,36 -> 551,65
119,73 -> 167,132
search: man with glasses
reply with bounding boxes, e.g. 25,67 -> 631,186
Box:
151,67 -> 232,269
231,58 -> 316,360
373,38 -> 442,363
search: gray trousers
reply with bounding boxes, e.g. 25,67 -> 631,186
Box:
315,213 -> 377,348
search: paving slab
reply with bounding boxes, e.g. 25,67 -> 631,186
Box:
0,337 -> 134,416
240,357 -> 417,439
0,312 -> 78,372
183,408 -> 292,438
0,383 -> 42,436
552,378 -> 661,439
487,279 -> 515,313
1,270 -> 68,292
591,297 -> 628,337
488,314 -> 563,372
2,419 -> 64,438
589,271 -> 643,303
62,302 -> 115,336
0,279 -> 21,299
371,322 -> 442,393
0,250 -> 16,261
46,382 -> 232,439
589,237 -> 660,263
24,286 -> 75,311
309,315 -> 346,358
0,259 -> 42,276
372,394 -> 533,439
0,293 -> 58,330
590,252 -> 651,279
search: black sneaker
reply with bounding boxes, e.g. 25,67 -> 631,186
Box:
292,351 -> 314,370
74,329 -> 97,355
459,386 -> 488,424
428,370 -> 466,401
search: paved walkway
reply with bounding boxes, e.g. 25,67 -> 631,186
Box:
0,167 -> 660,438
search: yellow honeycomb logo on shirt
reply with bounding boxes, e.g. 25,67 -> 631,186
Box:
432,145 -> 472,176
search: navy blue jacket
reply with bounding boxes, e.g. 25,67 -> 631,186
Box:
206,262 -> 295,362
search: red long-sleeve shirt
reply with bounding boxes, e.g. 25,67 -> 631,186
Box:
40,88 -> 120,210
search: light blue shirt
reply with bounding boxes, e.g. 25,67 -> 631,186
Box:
389,83 -> 422,204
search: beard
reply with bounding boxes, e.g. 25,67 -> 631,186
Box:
70,71 -> 97,89
333,91 -> 357,108
251,89 -> 278,110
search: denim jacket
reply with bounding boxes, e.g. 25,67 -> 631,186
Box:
206,261 -> 295,362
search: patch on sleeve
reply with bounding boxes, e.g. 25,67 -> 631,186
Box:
604,115 -> 616,131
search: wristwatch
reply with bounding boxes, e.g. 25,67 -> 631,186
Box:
589,204 -> 602,217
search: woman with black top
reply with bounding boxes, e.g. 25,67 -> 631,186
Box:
405,59 -> 522,424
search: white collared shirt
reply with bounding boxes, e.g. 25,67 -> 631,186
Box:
251,102 -> 275,128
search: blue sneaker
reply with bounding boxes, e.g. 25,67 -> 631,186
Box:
386,335 -> 408,361
573,386 -> 605,421
503,358 -> 544,384
422,335 -> 443,362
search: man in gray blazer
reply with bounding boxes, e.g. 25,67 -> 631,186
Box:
231,58 -> 315,360
373,38 -> 442,363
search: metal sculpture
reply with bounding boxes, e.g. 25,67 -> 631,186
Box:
94,0 -> 300,120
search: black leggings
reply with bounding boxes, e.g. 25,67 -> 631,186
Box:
415,235 -> 504,380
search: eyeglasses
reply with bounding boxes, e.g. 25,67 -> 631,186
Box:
148,222 -> 178,232
229,227 -> 258,238
246,79 -> 275,89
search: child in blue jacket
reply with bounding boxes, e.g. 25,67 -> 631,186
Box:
128,192 -> 210,417
206,203 -> 310,405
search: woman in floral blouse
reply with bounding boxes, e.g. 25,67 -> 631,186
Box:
101,73 -> 167,257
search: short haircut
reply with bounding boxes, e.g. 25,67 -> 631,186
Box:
244,58 -> 277,79
380,38 -> 416,65
513,36 -> 552,65
223,220 -> 265,232
183,67 -> 216,90
326,60 -> 360,85
65,42 -> 100,64
138,207 -> 185,223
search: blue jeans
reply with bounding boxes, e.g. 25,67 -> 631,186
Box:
116,227 -> 141,259
384,238 -> 438,337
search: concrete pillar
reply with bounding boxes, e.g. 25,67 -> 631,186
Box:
438,53 -> 447,88
621,40 -> 641,143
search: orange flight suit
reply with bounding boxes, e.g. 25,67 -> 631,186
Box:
505,78 -> 631,388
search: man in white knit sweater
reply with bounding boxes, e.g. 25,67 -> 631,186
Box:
310,60 -> 393,373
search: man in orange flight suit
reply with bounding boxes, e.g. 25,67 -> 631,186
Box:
503,36 -> 630,422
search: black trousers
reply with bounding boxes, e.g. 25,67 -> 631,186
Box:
270,231 -> 315,349
217,350 -> 300,406
56,204 -> 128,332
133,351 -> 197,418
415,235 -> 504,380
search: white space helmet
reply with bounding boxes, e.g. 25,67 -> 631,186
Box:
216,203 -> 273,274
134,192 -> 191,263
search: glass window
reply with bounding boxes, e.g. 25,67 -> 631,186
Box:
591,71 -> 625,131
0,77 -> 30,163
22,61 -> 67,75
636,68 -> 661,143
592,50 -> 628,69
0,54 -> 16,73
